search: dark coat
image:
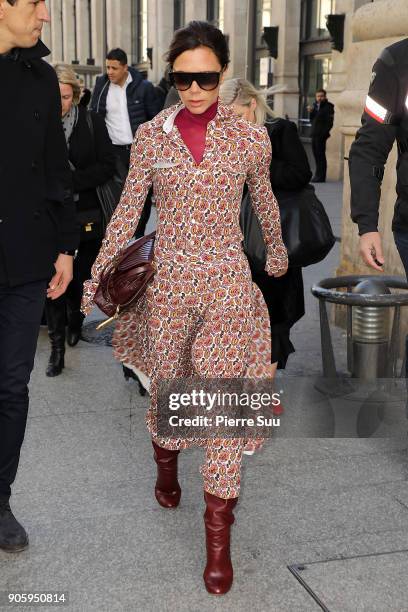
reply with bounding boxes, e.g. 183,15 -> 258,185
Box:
68,107 -> 116,213
0,41 -> 78,287
310,99 -> 335,139
251,118 -> 312,369
90,66 -> 162,136
349,38 -> 408,234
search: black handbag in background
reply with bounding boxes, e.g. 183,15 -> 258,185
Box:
76,207 -> 104,243
240,184 -> 335,271
85,112 -> 126,231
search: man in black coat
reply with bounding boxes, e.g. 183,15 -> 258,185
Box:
0,0 -> 78,552
90,48 -> 161,237
308,88 -> 335,182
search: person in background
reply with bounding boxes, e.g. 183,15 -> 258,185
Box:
0,0 -> 78,552
90,48 -> 161,237
220,78 -> 311,378
45,65 -> 116,377
307,88 -> 334,183
349,38 -> 408,380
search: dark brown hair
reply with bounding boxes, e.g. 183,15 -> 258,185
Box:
166,21 -> 229,69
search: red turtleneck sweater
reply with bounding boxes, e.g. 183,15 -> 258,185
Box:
174,100 -> 218,164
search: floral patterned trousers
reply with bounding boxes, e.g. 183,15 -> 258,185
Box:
144,254 -> 258,499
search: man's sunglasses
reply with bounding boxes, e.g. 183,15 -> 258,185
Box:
168,71 -> 222,91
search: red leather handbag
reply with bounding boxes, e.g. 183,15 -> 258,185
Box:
94,231 -> 156,329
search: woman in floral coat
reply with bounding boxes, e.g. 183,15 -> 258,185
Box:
82,21 -> 288,595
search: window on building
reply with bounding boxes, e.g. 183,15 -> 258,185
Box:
300,0 -> 334,40
131,0 -> 148,65
174,0 -> 185,31
251,0 -> 274,89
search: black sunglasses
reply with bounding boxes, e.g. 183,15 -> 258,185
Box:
168,71 -> 222,92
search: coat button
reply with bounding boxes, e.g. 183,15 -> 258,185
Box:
34,211 -> 41,219
34,111 -> 40,120
31,160 -> 38,170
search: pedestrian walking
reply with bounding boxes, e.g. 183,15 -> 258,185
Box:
220,78 -> 311,377
82,21 -> 287,594
307,88 -> 334,182
90,48 -> 161,238
0,0 -> 78,552
45,65 -> 116,377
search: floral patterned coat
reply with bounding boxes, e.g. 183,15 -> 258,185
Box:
82,101 -> 288,452
82,102 -> 287,313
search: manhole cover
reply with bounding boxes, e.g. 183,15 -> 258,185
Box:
81,321 -> 113,346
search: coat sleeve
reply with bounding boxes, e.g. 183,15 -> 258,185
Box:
269,121 -> 312,190
349,53 -> 401,235
144,81 -> 162,120
246,127 -> 288,276
81,123 -> 153,314
309,105 -> 317,122
327,104 -> 335,132
89,77 -> 101,113
71,112 -> 116,192
45,68 -> 79,252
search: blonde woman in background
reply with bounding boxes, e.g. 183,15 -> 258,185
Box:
220,78 -> 312,379
45,65 -> 116,377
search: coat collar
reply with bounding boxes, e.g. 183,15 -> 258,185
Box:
4,39 -> 50,62
162,100 -> 233,134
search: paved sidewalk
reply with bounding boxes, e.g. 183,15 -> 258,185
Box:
1,182 -> 408,612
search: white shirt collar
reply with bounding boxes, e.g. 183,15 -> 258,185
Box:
163,103 -> 185,134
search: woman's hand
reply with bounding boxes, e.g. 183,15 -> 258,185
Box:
266,263 -> 288,278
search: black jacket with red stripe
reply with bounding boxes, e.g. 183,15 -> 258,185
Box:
349,38 -> 408,235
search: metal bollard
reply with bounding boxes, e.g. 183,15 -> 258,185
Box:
311,275 -> 408,381
351,279 -> 391,380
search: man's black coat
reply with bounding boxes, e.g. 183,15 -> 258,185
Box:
68,106 -> 116,213
0,41 -> 78,287
310,99 -> 335,139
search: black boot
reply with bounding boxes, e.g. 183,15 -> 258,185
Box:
45,297 -> 66,377
0,500 -> 29,552
67,310 -> 84,347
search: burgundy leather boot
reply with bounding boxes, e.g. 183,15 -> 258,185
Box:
203,491 -> 238,595
152,440 -> 181,508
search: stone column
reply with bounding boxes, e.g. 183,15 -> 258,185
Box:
49,0 -> 63,63
62,0 -> 76,63
223,0 -> 250,79
106,0 -> 132,54
271,0 -> 302,122
91,0 -> 106,69
148,0 -> 174,83
75,0 -> 90,65
185,0 -> 206,22
336,0 -> 408,352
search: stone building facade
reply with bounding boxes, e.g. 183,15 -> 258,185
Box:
41,1 -> 383,182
